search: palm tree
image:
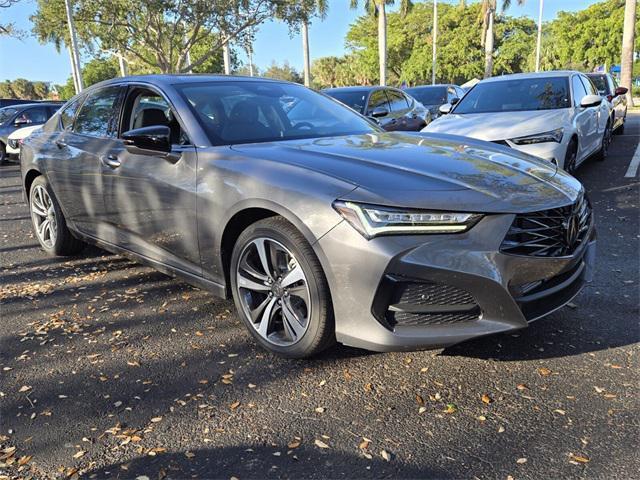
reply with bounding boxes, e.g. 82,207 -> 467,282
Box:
349,0 -> 412,86
301,0 -> 328,87
480,0 -> 524,78
620,0 -> 636,107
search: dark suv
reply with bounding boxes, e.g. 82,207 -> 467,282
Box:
0,102 -> 62,164
322,86 -> 431,131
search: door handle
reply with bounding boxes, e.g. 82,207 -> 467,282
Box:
101,154 -> 121,169
55,140 -> 67,149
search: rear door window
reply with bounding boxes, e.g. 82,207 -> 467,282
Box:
572,76 -> 588,106
387,90 -> 409,113
59,97 -> 84,131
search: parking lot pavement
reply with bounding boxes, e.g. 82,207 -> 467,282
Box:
1,115 -> 638,480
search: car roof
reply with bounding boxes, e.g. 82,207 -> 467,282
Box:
323,86 -> 397,93
406,84 -> 453,89
90,74 -> 292,91
480,71 -> 582,83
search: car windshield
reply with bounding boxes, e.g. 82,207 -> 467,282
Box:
0,107 -> 17,125
453,77 -> 571,114
405,86 -> 446,105
587,75 -> 609,95
322,90 -> 368,113
177,82 -> 378,145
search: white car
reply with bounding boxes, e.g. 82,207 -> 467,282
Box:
6,125 -> 42,159
423,71 -> 611,172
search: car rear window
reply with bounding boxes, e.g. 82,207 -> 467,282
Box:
453,77 -> 571,114
323,90 -> 368,114
405,86 -> 447,105
586,75 -> 610,95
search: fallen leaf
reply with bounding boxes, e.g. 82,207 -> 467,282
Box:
359,439 -> 370,450
150,417 -> 162,423
288,440 -> 301,449
594,386 -> 605,393
444,403 -> 457,414
17,455 -> 32,465
554,409 -> 566,415
314,439 -> 330,449
381,449 -> 391,461
19,385 -> 31,393
185,451 -> 195,459
314,407 -> 326,413
418,406 -> 427,414
481,394 -> 492,405
477,415 -> 486,421
538,367 -> 552,376
230,401 -> 240,410
516,384 -> 528,391
498,425 -> 506,433
416,394 -> 425,406
516,457 -> 527,464
569,453 -> 590,463
73,450 -> 86,459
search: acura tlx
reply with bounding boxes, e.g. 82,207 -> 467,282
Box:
20,75 -> 596,358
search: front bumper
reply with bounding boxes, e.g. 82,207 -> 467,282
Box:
315,214 -> 596,352
503,140 -> 567,167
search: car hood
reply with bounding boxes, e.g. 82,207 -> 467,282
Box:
230,132 -> 582,213
424,109 -> 571,141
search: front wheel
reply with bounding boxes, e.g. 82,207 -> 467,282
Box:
564,138 -> 578,174
230,216 -> 335,358
29,176 -> 85,256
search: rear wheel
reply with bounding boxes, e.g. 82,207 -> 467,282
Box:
29,176 -> 85,256
595,121 -> 611,162
0,143 -> 7,166
230,216 -> 335,358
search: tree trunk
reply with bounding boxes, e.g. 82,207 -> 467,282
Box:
378,2 -> 387,86
620,0 -> 636,107
483,10 -> 494,79
302,21 -> 311,87
432,0 -> 437,85
64,0 -> 83,92
222,37 -> 231,75
535,0 -> 544,72
118,53 -> 128,77
248,47 -> 254,76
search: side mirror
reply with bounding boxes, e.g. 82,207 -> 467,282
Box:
614,86 -> 628,97
450,97 -> 460,105
14,118 -> 30,127
439,103 -> 452,115
122,125 -> 171,154
580,94 -> 602,108
370,106 -> 389,118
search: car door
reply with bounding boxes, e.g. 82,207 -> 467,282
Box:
580,75 -> 608,149
386,89 -> 411,131
365,89 -> 394,130
101,84 -> 201,275
611,76 -> 626,128
570,74 -> 597,160
45,86 -> 124,238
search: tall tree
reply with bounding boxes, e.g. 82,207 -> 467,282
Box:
276,0 -> 328,87
32,0 -> 279,74
480,0 -> 525,78
620,0 -> 636,107
349,0 -> 412,86
0,0 -> 22,37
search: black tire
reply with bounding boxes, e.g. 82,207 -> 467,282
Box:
230,216 -> 335,358
615,116 -> 625,135
0,143 -> 7,166
564,138 -> 578,174
595,121 -> 611,162
29,175 -> 85,256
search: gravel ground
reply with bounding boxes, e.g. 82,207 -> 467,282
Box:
1,115 -> 638,480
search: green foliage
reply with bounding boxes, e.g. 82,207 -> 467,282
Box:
262,61 -> 303,83
57,57 -> 121,100
0,78 -> 52,100
540,0 -> 640,71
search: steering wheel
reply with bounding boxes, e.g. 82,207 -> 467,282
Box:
291,122 -> 314,131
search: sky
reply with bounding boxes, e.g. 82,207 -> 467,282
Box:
0,0 -> 600,85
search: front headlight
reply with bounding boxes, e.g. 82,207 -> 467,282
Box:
510,128 -> 564,145
333,201 -> 482,239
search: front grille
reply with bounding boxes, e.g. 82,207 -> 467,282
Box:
372,278 -> 481,329
501,193 -> 591,257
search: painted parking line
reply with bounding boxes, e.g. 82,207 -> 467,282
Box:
624,141 -> 640,178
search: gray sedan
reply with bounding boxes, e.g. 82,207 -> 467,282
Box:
20,75 -> 596,358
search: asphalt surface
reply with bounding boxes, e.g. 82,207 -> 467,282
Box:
1,115 -> 638,480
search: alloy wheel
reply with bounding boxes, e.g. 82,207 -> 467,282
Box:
235,237 -> 311,347
30,184 -> 57,249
